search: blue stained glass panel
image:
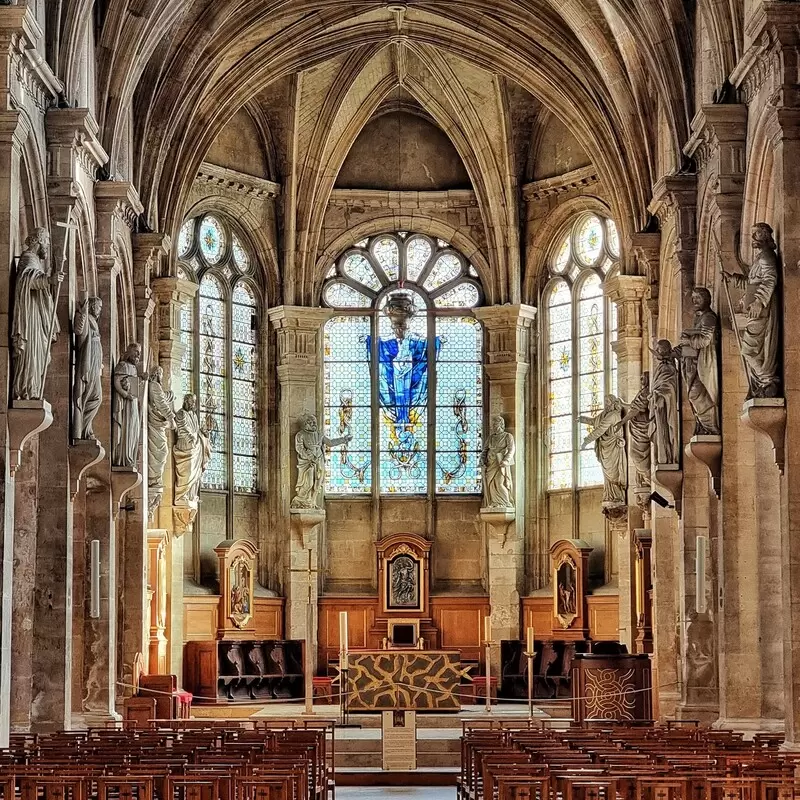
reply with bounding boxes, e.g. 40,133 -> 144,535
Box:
435,317 -> 482,494
199,216 -> 225,265
231,282 -> 258,492
324,316 -> 372,494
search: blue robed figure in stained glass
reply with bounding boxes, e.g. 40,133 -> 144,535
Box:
368,293 -> 441,481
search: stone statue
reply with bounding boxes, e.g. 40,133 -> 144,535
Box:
291,413 -> 351,510
112,342 -> 144,468
620,372 -> 651,487
678,287 -> 720,436
11,227 -> 62,401
481,414 -> 515,509
581,396 -> 627,507
649,339 -> 680,465
173,393 -> 211,507
72,295 -> 103,440
723,223 -> 781,398
147,366 -> 175,517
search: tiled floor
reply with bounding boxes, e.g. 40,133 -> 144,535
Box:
337,789 -> 456,799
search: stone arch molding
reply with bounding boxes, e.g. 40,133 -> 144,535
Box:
292,42 -> 516,306
78,1 -> 699,269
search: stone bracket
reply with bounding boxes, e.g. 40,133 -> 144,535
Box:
290,508 -> 326,547
171,504 -> 198,537
741,398 -> 786,474
685,435 -> 723,497
111,466 -> 141,517
68,438 -> 105,499
480,508 -> 516,546
654,464 -> 684,516
7,399 -> 53,475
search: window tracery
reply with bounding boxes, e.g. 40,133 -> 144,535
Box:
544,214 -> 620,491
322,233 -> 484,496
177,214 -> 261,494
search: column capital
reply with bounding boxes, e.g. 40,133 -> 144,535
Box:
95,181 -> 144,231
45,108 -> 108,181
605,274 -> 647,341
474,304 -> 536,365
649,174 -> 697,276
150,276 -> 198,305
269,306 -> 332,381
685,105 -> 748,185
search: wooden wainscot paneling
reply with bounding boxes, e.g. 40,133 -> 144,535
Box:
252,598 -> 285,639
184,595 -> 285,641
587,594 -> 619,641
184,596 -> 219,641
430,596 -> 489,664
318,598 -> 379,668
522,596 -> 552,638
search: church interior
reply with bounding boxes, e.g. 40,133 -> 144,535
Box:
0,0 -> 798,797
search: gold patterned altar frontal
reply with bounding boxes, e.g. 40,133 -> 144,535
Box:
347,651 -> 466,711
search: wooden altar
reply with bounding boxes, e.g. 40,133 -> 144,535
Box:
346,649 -> 467,711
571,653 -> 652,725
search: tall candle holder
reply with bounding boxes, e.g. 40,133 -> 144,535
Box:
525,626 -> 536,720
339,650 -> 350,726
483,637 -> 494,713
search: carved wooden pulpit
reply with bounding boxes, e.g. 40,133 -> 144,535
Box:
215,538 -> 259,639
550,539 -> 593,640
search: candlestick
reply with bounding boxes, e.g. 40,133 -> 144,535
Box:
339,610 -> 349,652
484,615 -> 491,643
526,625 -> 534,654
90,540 -> 100,619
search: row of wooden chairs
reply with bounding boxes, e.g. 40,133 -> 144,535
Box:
0,720 -> 335,800
459,722 -> 798,800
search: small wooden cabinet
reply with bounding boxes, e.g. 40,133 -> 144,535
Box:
184,640 -> 304,703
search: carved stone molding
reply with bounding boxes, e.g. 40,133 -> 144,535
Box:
171,506 -> 197,537
741,398 -> 787,474
521,166 -> 599,202
45,108 -> 109,181
328,188 -> 477,209
111,466 -> 142,518
68,438 -> 105,499
654,464 -> 683,516
7,399 -> 53,475
196,162 -> 281,200
685,435 -> 722,497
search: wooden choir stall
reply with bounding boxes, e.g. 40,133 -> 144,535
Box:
183,538 -> 304,704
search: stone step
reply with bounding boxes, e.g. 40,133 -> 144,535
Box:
337,737 -> 461,754
335,752 -> 461,769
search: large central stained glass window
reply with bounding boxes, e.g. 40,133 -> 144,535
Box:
322,233 -> 484,496
543,213 -> 620,491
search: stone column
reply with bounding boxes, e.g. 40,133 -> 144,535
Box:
738,3 -> 800,745
268,307 -> 331,671
474,305 -> 536,672
150,276 -> 197,679
605,274 -> 647,651
651,175 -> 719,722
117,235 -> 163,692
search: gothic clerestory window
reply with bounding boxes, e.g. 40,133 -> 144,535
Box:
543,214 -> 620,491
176,214 -> 260,494
322,233 -> 484,496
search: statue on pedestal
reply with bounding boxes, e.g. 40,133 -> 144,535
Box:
147,366 -> 175,518
649,340 -> 680,465
722,223 -> 781,399
581,396 -> 627,507
72,295 -> 103,440
11,228 -> 62,401
678,287 -> 720,436
173,393 -> 211,507
112,342 -> 144,468
620,372 -> 651,488
291,413 -> 351,510
481,414 -> 515,509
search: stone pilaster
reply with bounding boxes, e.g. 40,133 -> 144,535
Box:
605,274 -> 647,652
474,305 -> 535,674
734,3 -> 800,744
150,276 -> 197,679
268,306 -> 332,671
117,235 -> 163,694
650,175 -> 719,722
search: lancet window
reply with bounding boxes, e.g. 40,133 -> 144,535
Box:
177,214 -> 260,494
322,233 -> 484,496
543,214 -> 620,491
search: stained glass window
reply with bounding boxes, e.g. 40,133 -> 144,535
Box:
544,214 -> 620,491
322,233 -> 484,496
177,215 -> 262,497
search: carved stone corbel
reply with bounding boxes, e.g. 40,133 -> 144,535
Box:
685,435 -> 723,496
111,466 -> 141,518
741,398 -> 786,473
8,399 -> 53,474
654,464 -> 683,516
290,508 -> 326,548
68,438 -> 105,499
